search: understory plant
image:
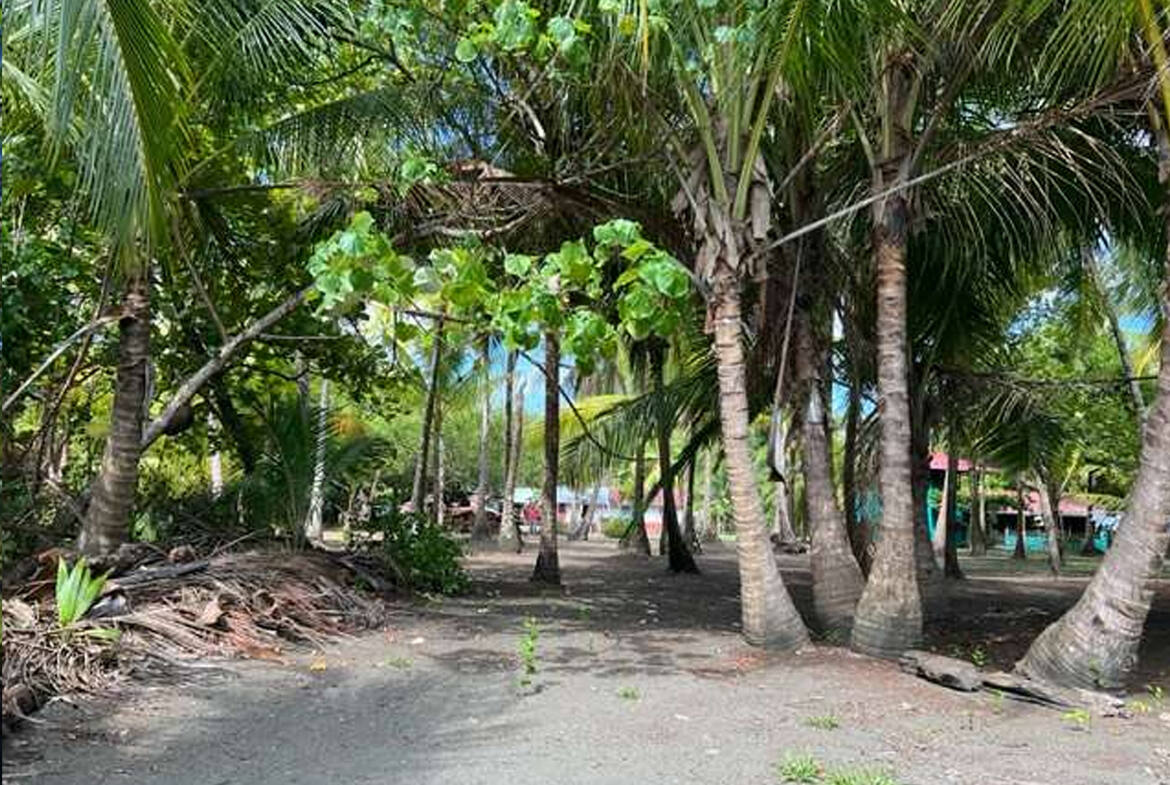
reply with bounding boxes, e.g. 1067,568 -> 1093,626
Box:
361,497 -> 468,595
55,557 -> 108,627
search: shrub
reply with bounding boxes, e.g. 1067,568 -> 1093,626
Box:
601,517 -> 629,539
55,557 -> 108,627
362,502 -> 468,595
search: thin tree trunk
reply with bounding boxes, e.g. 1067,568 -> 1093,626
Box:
942,449 -> 964,579
500,351 -> 523,551
843,378 -> 868,573
796,306 -> 864,636
1084,249 -> 1145,420
433,409 -> 445,528
701,448 -> 718,542
210,375 -> 256,474
773,477 -> 798,544
304,379 -> 329,545
851,61 -> 923,655
1034,473 -> 1063,576
79,273 -> 150,557
622,439 -> 652,555
933,458 -> 950,564
653,345 -> 699,573
208,410 -> 223,499
410,317 -> 443,512
531,332 -> 561,584
970,465 -> 987,556
683,452 -> 699,552
1014,482 -> 1028,560
911,405 -> 943,588
711,275 -> 807,649
471,336 -> 493,544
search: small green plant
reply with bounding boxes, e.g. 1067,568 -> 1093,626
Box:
600,518 -> 629,539
1147,684 -> 1165,703
1061,708 -> 1091,730
804,715 -> 840,730
361,501 -> 469,595
55,557 -> 109,627
383,656 -> 413,669
988,688 -> 1006,715
1129,698 -> 1152,714
617,686 -> 639,700
777,752 -> 823,783
575,604 -> 592,621
968,646 -> 988,668
517,617 -> 539,688
824,769 -> 900,785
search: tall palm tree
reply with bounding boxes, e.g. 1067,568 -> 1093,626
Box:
531,333 -> 562,584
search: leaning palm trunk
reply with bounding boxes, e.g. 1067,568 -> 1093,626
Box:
843,380 -> 870,573
851,154 -> 923,656
80,273 -> 151,556
1015,113 -> 1170,688
712,272 -> 808,649
969,465 -> 988,556
1034,473 -> 1063,575
797,310 -> 864,636
683,454 -> 699,552
531,332 -> 561,584
471,337 -> 493,545
1013,482 -> 1028,560
410,317 -> 444,512
701,448 -> 718,542
653,346 -> 699,573
942,450 -> 964,579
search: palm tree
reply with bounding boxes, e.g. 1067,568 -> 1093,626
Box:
471,336 -> 494,545
531,333 -> 562,584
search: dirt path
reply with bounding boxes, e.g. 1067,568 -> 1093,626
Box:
5,542 -> 1170,785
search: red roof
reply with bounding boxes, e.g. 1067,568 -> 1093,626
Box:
929,452 -> 973,472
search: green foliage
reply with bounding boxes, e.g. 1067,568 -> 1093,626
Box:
617,686 -> 639,700
1061,708 -> 1091,730
601,517 -> 629,539
364,503 -> 468,595
804,715 -> 840,730
55,558 -> 109,627
777,753 -> 823,783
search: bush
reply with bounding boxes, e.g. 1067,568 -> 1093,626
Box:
361,502 -> 468,595
601,518 -> 630,539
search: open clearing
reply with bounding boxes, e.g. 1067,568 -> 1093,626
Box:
5,541 -> 1170,785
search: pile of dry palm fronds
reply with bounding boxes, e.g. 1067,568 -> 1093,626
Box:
2,549 -> 385,730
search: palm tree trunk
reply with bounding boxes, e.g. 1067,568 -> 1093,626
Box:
684,453 -> 699,552
1017,291 -> 1170,688
433,408 -> 445,528
500,351 -> 523,551
942,449 -> 964,579
531,332 -> 561,584
1033,472 -> 1063,576
471,336 -> 493,544
79,273 -> 150,557
622,439 -> 652,554
796,308 -> 864,636
851,128 -> 923,656
933,460 -> 951,564
969,465 -> 987,557
1084,249 -> 1145,420
712,274 -> 808,649
304,378 -> 329,545
410,317 -> 443,512
653,345 -> 699,573
1014,481 -> 1028,560
208,409 -> 224,499
701,448 -> 718,542
843,378 -> 869,573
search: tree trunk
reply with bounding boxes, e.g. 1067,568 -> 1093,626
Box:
433,408 -> 445,528
1084,249 -> 1145,420
796,307 -> 864,636
410,317 -> 443,512
711,274 -> 807,649
209,375 -> 256,474
1016,267 -> 1170,688
1034,472 -> 1063,576
79,273 -> 150,556
969,465 -> 987,557
208,409 -> 223,499
622,439 -> 652,555
304,379 -> 329,545
471,336 -> 493,544
683,451 -> 699,552
531,332 -> 561,584
500,351 -> 524,551
652,346 -> 699,573
911,407 -> 943,589
701,448 -> 718,542
851,76 -> 923,656
1013,482 -> 1028,560
942,449 -> 964,579
773,478 -> 798,544
933,458 -> 950,564
843,378 -> 869,573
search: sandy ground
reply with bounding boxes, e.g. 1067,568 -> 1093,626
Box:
4,540 -> 1170,785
